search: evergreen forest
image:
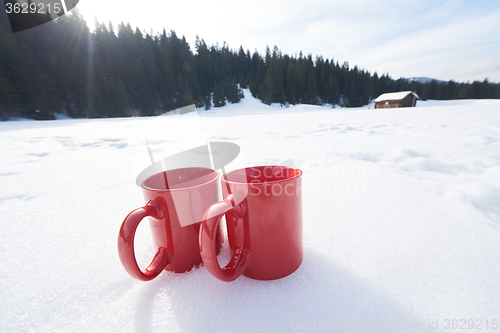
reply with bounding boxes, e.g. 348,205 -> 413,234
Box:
1,9 -> 500,120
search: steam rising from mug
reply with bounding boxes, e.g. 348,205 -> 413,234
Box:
136,142 -> 240,187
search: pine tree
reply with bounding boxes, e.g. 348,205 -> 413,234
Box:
213,83 -> 225,107
421,80 -> 437,100
225,78 -> 243,104
305,72 -> 319,105
0,68 -> 18,120
258,70 -> 273,105
285,62 -> 297,105
457,83 -> 470,99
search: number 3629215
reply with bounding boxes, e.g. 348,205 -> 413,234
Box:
5,2 -> 63,14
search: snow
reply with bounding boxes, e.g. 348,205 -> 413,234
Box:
1,90 -> 500,332
374,91 -> 419,102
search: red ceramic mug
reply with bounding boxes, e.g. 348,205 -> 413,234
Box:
118,167 -> 221,281
200,165 -> 303,281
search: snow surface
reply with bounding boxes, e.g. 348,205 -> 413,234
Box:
374,91 -> 419,102
1,90 -> 500,332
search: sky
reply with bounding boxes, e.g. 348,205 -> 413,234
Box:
75,0 -> 500,83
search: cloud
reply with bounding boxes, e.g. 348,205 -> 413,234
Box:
349,8 -> 500,81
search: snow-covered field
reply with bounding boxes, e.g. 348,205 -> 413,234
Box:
1,91 -> 500,332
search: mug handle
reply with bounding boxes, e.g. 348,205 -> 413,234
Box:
199,193 -> 250,282
118,200 -> 171,281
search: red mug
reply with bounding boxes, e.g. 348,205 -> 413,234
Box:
118,167 -> 221,281
200,165 -> 303,281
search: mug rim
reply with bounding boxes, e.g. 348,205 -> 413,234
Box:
141,167 -> 219,191
222,165 -> 302,186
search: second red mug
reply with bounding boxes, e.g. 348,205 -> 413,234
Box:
199,165 -> 303,281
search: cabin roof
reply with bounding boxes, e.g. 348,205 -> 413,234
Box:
374,91 -> 420,102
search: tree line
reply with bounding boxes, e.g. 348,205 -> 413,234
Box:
1,9 -> 499,120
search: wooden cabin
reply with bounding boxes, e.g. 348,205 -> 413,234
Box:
373,91 -> 419,109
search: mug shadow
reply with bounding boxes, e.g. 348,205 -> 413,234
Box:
133,248 -> 429,332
